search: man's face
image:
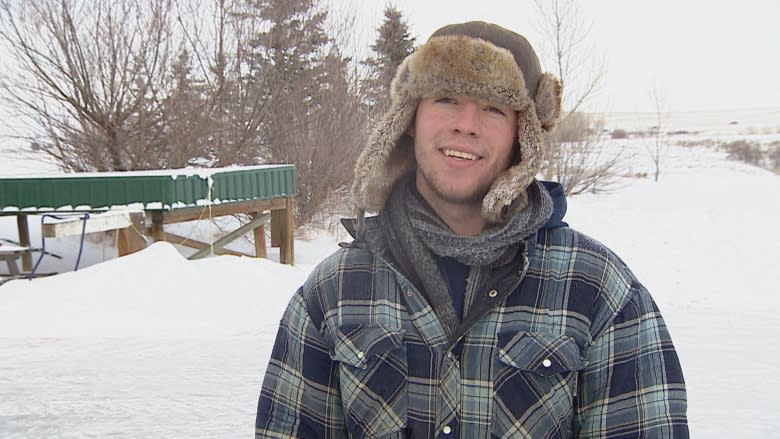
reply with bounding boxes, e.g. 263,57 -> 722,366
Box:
411,95 -> 517,213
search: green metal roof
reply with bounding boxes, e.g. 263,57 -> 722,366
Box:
0,165 -> 296,213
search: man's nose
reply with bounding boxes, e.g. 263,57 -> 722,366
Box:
452,102 -> 480,135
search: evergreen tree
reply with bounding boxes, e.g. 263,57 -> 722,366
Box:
362,5 -> 416,118
243,0 -> 330,154
237,0 -> 367,224
244,0 -> 329,93
158,49 -> 212,168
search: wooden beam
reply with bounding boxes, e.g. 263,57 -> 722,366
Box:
277,197 -> 294,265
160,197 -> 288,224
149,211 -> 165,241
252,213 -> 267,258
16,215 -> 31,271
41,211 -> 138,238
188,213 -> 270,260
271,209 -> 283,248
1,255 -> 21,276
0,244 -> 28,276
117,214 -> 147,256
163,232 -> 250,258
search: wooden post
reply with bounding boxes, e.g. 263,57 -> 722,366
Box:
16,215 -> 32,271
252,212 -> 267,258
270,210 -> 282,248
277,197 -> 294,265
2,255 -> 21,276
150,211 -> 165,242
117,214 -> 146,256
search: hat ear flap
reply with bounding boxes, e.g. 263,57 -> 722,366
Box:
534,72 -> 562,132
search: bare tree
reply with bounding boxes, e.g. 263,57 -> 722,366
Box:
182,0 -> 370,225
535,0 -> 603,116
647,84 -> 668,182
0,0 -> 207,171
534,0 -> 627,195
168,0 -> 294,168
280,51 -> 370,225
1,0 -> 372,228
544,112 -> 629,195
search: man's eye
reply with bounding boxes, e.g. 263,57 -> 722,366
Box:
486,106 -> 506,116
435,97 -> 456,104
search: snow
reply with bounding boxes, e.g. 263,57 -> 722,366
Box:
597,107 -> 780,135
1,126 -> 779,437
0,163 -> 289,180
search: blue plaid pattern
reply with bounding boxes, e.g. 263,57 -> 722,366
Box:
256,219 -> 688,438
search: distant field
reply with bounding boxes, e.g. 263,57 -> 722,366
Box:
596,107 -> 780,136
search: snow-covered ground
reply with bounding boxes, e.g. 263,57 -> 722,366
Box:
1,119 -> 779,437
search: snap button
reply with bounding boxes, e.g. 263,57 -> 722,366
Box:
542,358 -> 552,368
406,290 -> 413,297
442,425 -> 452,435
357,351 -> 365,360
487,289 -> 498,298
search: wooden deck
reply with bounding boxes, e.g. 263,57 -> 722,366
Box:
0,165 -> 297,272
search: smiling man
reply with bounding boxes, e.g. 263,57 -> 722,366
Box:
256,21 -> 688,438
411,96 -> 517,236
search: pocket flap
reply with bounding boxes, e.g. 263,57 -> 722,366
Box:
333,324 -> 405,368
497,331 -> 584,376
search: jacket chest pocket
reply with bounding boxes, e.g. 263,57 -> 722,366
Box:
492,331 -> 585,438
333,324 -> 408,439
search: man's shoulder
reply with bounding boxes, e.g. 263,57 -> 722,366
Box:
298,233 -> 408,336
305,244 -> 376,289
537,225 -> 631,271
533,225 -> 643,331
302,238 -> 400,301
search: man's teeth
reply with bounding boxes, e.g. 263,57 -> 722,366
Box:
444,149 -> 477,160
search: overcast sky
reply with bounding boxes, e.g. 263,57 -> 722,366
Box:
351,0 -> 780,113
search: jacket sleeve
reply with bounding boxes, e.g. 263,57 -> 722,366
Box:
573,283 -> 689,438
256,288 -> 346,438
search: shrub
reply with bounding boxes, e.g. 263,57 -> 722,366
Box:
610,129 -> 628,139
723,140 -> 763,166
542,112 -> 630,196
554,112 -> 600,143
768,141 -> 780,169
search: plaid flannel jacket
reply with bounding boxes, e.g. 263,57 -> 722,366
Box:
256,218 -> 688,438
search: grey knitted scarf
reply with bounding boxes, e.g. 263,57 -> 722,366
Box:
381,175 -> 553,337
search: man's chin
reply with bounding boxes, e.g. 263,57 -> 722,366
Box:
416,173 -> 490,207
432,187 -> 488,206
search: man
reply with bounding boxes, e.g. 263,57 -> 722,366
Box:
256,21 -> 688,438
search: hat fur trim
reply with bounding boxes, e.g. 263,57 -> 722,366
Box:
535,73 -> 563,131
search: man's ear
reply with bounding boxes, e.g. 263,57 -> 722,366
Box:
534,72 -> 562,132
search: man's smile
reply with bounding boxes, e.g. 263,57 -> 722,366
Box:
441,148 -> 480,161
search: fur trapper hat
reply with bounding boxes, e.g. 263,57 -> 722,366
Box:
351,21 -> 562,223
